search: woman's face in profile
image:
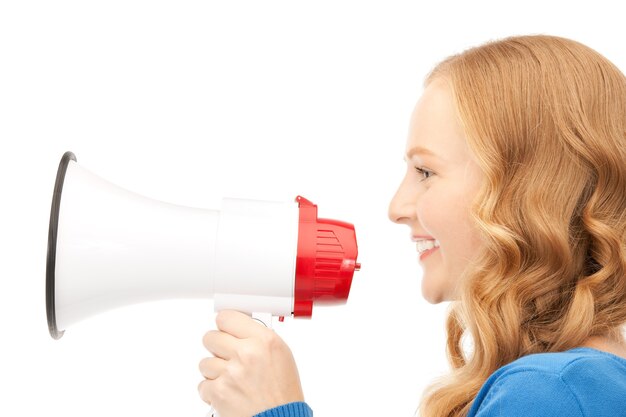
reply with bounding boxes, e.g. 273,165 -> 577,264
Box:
389,78 -> 485,303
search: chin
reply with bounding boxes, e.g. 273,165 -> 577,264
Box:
421,283 -> 446,304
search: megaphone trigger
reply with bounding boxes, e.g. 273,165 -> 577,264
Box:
251,312 -> 274,329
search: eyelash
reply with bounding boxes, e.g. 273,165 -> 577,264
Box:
415,166 -> 434,182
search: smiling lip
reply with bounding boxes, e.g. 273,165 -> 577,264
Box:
419,246 -> 439,261
412,235 -> 435,242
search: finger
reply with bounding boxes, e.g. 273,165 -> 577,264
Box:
215,310 -> 268,339
197,378 -> 214,405
202,330 -> 238,359
199,356 -> 226,380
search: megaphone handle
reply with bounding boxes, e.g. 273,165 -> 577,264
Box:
205,312 -> 274,417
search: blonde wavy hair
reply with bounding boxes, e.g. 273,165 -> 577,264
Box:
419,35 -> 626,417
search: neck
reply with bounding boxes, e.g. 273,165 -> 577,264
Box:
581,331 -> 626,359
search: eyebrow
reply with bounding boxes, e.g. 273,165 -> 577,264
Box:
405,146 -> 443,161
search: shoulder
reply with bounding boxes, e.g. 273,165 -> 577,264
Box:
467,348 -> 626,417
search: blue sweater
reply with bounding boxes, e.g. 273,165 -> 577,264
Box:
254,402 -> 313,417
467,347 -> 626,416
255,348 -> 626,417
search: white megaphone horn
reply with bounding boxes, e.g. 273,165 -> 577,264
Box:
46,151 -> 360,339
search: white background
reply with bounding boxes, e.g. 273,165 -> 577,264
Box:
1,1 -> 624,416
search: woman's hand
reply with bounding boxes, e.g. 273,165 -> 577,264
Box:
198,310 -> 305,417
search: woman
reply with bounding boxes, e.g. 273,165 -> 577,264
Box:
198,35 -> 626,417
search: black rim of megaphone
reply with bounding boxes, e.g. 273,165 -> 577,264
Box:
46,151 -> 76,340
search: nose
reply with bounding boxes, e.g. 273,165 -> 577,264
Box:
388,176 -> 417,225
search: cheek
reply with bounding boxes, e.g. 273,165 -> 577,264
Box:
415,188 -> 454,237
416,188 -> 478,251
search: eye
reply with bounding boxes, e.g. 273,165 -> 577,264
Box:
414,166 -> 434,182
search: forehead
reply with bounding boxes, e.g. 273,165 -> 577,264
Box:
406,79 -> 470,164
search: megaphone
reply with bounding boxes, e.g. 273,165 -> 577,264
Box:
46,151 -> 360,339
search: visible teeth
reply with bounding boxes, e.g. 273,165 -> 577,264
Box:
416,239 -> 440,254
